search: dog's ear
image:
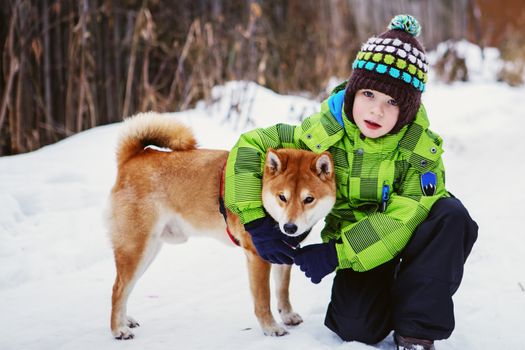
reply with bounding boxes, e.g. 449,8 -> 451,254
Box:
315,152 -> 333,181
266,149 -> 282,175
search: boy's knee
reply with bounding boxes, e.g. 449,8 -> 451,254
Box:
433,197 -> 478,252
434,197 -> 466,218
434,198 -> 477,229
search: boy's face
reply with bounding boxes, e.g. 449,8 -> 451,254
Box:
352,89 -> 400,138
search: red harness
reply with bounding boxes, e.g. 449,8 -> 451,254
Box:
219,164 -> 241,247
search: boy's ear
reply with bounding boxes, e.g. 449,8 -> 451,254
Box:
266,148 -> 282,175
315,152 -> 333,181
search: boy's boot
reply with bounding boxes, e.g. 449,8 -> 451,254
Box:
395,333 -> 435,350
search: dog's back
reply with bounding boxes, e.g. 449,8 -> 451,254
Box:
110,112 -> 230,249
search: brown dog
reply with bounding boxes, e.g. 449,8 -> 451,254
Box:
108,112 -> 336,339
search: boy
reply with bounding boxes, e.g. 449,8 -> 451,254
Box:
224,15 -> 478,349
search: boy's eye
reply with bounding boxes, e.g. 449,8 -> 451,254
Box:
279,194 -> 287,202
363,90 -> 374,98
388,99 -> 398,106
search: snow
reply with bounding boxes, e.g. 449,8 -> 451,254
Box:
2,57 -> 525,348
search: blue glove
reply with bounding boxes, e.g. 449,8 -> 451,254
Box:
294,240 -> 338,284
244,216 -> 297,264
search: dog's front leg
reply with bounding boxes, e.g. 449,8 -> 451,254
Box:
273,264 -> 303,326
245,250 -> 288,336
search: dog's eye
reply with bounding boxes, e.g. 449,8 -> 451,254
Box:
279,194 -> 287,202
304,196 -> 314,204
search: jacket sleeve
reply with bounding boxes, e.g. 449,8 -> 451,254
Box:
224,122 -> 306,224
334,152 -> 447,272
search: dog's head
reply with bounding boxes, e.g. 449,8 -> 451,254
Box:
261,148 -> 336,237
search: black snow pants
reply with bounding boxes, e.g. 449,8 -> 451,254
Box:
324,197 -> 478,344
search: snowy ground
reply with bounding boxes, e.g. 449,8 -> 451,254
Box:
1,78 -> 524,350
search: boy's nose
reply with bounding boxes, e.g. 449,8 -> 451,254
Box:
372,105 -> 384,117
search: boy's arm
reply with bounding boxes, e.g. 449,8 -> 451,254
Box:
335,157 -> 447,272
224,123 -> 305,224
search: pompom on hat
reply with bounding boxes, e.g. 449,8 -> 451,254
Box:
344,14 -> 428,133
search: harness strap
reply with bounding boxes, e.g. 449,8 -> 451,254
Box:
219,163 -> 241,247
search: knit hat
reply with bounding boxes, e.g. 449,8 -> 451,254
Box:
344,14 -> 429,133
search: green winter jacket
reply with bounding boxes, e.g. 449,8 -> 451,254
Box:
224,88 -> 448,272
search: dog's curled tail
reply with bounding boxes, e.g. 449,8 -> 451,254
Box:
116,112 -> 197,165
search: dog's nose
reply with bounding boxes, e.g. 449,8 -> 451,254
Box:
283,223 -> 297,234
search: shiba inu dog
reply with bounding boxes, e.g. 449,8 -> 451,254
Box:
108,112 -> 336,339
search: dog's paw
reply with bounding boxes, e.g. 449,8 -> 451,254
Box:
263,323 -> 289,337
113,327 -> 135,340
127,316 -> 140,328
279,310 -> 303,326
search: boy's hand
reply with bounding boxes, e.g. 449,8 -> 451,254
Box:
294,240 -> 338,284
244,216 -> 296,264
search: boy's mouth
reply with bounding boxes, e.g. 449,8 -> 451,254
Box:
364,120 -> 381,130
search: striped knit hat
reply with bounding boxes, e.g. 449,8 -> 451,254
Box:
344,14 -> 429,133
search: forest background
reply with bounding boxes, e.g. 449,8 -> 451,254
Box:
1,0 -> 524,156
